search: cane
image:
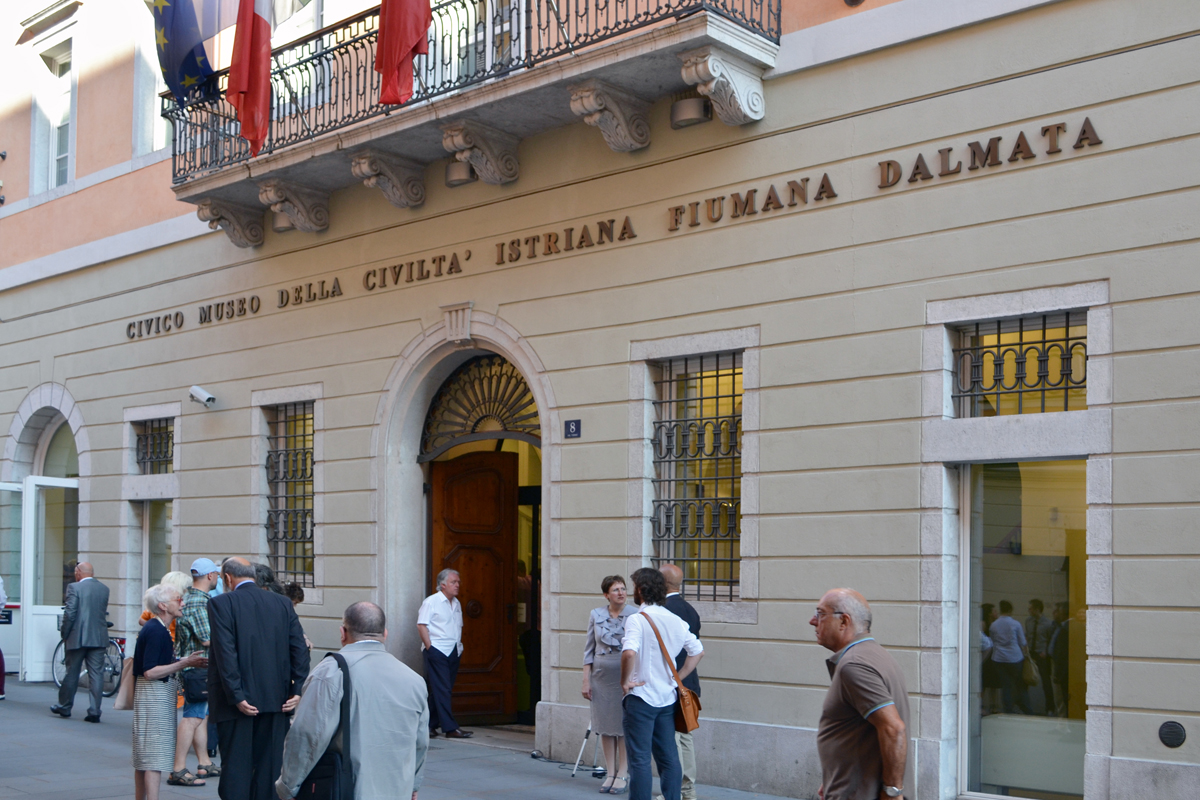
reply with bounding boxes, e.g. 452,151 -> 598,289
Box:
571,725 -> 593,777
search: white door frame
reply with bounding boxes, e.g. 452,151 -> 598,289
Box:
19,474 -> 79,682
0,481 -> 21,674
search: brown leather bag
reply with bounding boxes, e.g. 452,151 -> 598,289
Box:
640,611 -> 701,733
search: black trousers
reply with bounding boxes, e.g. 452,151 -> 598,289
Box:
59,646 -> 104,716
423,646 -> 461,733
216,713 -> 290,800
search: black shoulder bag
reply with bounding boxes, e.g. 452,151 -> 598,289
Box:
295,653 -> 355,800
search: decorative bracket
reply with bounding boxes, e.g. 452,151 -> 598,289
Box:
568,80 -> 651,153
679,46 -> 766,126
195,198 -> 265,248
441,301 -> 474,346
441,120 -> 520,185
350,150 -> 426,209
257,180 -> 330,232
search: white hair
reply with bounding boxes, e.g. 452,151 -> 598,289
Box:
832,590 -> 872,634
144,583 -> 182,615
436,568 -> 460,589
160,571 -> 192,597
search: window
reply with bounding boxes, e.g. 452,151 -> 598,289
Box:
650,352 -> 742,601
953,312 -> 1087,417
962,460 -> 1087,798
135,418 -> 174,475
265,402 -> 315,585
40,40 -> 73,189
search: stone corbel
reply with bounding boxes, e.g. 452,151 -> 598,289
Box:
441,301 -> 474,347
350,150 -> 426,209
195,198 -> 265,248
441,121 -> 520,185
568,80 -> 651,153
257,180 -> 330,233
679,46 -> 766,126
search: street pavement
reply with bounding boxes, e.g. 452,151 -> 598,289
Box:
0,681 -> 791,800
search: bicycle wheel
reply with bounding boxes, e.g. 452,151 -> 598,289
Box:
101,641 -> 123,697
52,640 -> 67,688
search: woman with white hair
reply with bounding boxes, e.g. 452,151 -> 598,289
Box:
133,583 -> 206,798
137,572 -> 193,640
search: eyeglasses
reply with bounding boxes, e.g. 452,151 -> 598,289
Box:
813,609 -> 847,621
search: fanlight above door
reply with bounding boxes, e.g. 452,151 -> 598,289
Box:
419,355 -> 541,461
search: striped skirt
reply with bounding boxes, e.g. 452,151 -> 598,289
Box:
132,676 -> 177,772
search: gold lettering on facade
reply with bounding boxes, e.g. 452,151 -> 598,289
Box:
706,197 -> 725,222
201,297 -> 259,322
968,136 -> 1003,170
363,251 -> 470,291
760,185 -> 785,212
1008,131 -> 1036,162
908,154 -> 934,183
126,311 -> 185,340
814,174 -> 838,201
879,160 -> 902,188
730,190 -> 757,218
878,118 -> 1103,194
1073,117 -> 1102,149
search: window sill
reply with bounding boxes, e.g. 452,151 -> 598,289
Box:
922,409 -> 1110,464
694,600 -> 757,624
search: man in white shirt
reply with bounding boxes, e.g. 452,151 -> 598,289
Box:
621,568 -> 703,800
416,569 -> 472,739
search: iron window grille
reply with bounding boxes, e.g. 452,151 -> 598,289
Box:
651,352 -> 742,602
266,402 -> 315,585
953,312 -> 1087,418
135,418 -> 174,475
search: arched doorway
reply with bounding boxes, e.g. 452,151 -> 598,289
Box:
420,354 -> 542,725
1,397 -> 85,681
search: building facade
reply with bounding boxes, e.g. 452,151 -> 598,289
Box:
2,0 -> 1199,797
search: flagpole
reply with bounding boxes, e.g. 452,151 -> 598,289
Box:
272,53 -> 317,142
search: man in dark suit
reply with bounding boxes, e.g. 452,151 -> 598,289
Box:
208,557 -> 309,800
1049,602 -> 1070,717
51,562 -> 109,722
660,564 -> 701,800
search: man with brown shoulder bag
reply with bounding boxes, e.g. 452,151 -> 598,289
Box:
620,568 -> 703,800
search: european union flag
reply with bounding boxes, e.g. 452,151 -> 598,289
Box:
151,0 -> 238,99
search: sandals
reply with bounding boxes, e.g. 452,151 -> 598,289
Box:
197,763 -> 221,778
609,776 -> 629,795
167,770 -> 206,787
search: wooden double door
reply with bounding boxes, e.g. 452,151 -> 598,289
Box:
430,451 -> 519,722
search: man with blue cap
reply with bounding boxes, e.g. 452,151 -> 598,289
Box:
169,558 -> 222,785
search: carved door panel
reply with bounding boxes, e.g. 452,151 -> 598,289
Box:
431,451 -> 518,721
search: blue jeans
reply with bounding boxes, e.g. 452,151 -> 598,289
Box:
623,694 -> 681,800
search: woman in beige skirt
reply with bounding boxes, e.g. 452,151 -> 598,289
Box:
582,575 -> 637,794
132,583 -> 207,800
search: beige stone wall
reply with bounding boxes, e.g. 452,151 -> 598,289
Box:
2,0 -> 1200,796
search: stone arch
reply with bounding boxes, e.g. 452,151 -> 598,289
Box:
1,382 -> 93,556
370,311 -> 559,676
2,383 -> 92,483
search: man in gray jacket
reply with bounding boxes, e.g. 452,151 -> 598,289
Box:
276,602 -> 429,800
51,562 -> 110,721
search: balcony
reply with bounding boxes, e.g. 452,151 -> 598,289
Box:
165,0 -> 780,247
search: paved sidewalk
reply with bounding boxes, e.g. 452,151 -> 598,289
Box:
0,681 -> 792,800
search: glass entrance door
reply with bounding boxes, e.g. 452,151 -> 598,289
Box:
0,482 -> 21,675
19,475 -> 79,682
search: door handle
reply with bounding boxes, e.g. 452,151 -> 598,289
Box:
506,604 -> 515,623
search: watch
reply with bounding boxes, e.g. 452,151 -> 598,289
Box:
884,786 -> 903,798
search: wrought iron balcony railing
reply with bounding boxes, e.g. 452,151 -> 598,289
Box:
164,0 -> 780,184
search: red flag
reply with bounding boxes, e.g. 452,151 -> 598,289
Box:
376,0 -> 433,105
227,0 -> 273,156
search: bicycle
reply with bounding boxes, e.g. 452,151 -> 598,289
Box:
52,618 -> 126,698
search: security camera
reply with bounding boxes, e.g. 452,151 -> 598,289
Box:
189,386 -> 216,408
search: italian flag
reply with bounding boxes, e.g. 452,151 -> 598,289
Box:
227,0 -> 273,156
